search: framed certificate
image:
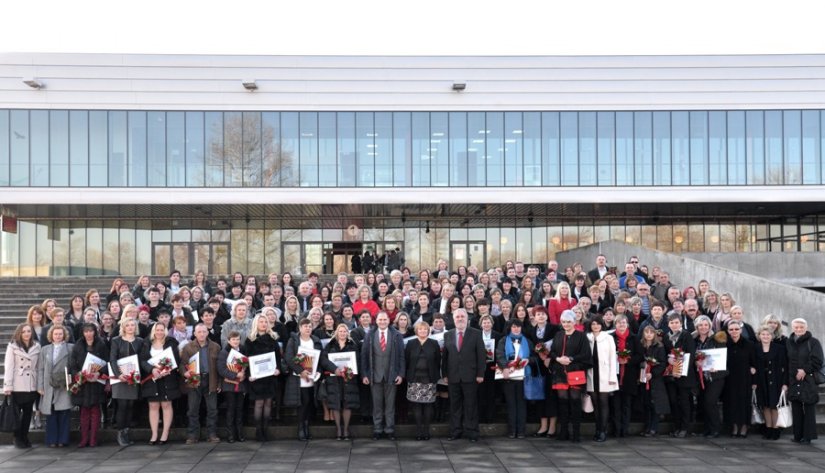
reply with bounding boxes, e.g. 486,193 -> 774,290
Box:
82,353 -> 108,384
227,348 -> 246,367
186,352 -> 200,375
294,347 -> 320,377
327,351 -> 358,375
483,339 -> 495,363
108,354 -> 139,385
698,348 -> 727,371
249,352 -> 278,379
148,347 -> 178,370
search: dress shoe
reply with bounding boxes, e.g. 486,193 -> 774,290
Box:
532,430 -> 548,438
388,434 -> 397,441
508,433 -> 516,439
372,433 -> 382,441
800,438 -> 811,444
447,435 -> 461,441
422,435 -> 430,441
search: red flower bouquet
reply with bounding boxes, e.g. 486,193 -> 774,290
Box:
617,349 -> 632,385
123,370 -> 141,385
185,372 -> 201,388
695,351 -> 707,389
535,343 -> 549,357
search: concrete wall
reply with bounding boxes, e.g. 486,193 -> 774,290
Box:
682,252 -> 825,288
557,241 -> 825,342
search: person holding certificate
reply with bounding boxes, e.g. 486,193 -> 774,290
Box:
179,324 -> 221,444
69,323 -> 109,447
663,312 -> 696,439
109,318 -> 144,447
320,323 -> 361,440
610,315 -> 642,438
138,322 -> 181,445
692,315 -> 727,438
284,318 -> 324,441
495,319 -> 531,439
217,331 -> 248,443
244,314 -> 282,442
477,315 -> 502,426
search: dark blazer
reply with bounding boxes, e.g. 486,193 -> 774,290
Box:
68,337 -> 109,407
109,335 -> 145,400
283,334 -> 324,408
548,330 -> 592,384
587,267 -> 608,285
612,330 -> 644,393
361,326 -> 405,383
404,337 -> 442,383
663,330 -> 697,388
441,326 -> 487,383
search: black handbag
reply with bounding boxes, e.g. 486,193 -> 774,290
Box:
0,397 -> 19,433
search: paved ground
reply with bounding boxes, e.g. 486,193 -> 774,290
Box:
1,435 -> 824,473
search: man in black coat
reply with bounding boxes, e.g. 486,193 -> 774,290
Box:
442,308 -> 487,442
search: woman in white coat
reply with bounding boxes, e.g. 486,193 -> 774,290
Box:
586,316 -> 618,442
3,323 -> 41,448
37,325 -> 74,447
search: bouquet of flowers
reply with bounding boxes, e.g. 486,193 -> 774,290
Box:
68,372 -> 88,394
667,348 -> 685,378
695,351 -> 707,389
335,366 -> 355,382
617,349 -> 632,385
643,356 -> 658,391
157,357 -> 174,373
535,343 -> 549,357
485,347 -> 494,361
292,353 -> 313,372
185,372 -> 201,388
228,355 -> 249,374
506,359 -> 529,370
123,370 -> 141,386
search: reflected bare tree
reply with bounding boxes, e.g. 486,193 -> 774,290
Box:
210,113 -> 294,187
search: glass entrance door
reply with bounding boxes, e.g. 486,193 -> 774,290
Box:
450,241 -> 486,270
153,242 -> 230,276
281,243 -> 323,276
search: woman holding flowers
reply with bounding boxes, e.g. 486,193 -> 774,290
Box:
639,325 -> 669,437
244,314 -> 282,442
586,316 -> 618,442
723,319 -> 755,438
217,330 -> 248,443
663,313 -> 697,438
692,315 -> 727,438
284,318 -> 324,441
611,314 -> 642,438
320,323 -> 361,440
69,323 -> 109,447
496,318 -> 532,438
138,322 -> 181,445
109,317 -> 144,447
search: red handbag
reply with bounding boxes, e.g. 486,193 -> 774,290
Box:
561,335 -> 587,386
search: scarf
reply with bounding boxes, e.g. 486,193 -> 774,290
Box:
504,333 -> 532,377
615,329 -> 629,352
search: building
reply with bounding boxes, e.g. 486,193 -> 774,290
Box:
1,53 -> 825,280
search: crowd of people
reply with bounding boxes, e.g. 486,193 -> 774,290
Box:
3,255 -> 823,449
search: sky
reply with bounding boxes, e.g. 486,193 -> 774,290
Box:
2,0 -> 825,56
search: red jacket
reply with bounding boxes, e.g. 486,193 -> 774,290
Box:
547,297 -> 577,326
352,300 -> 380,320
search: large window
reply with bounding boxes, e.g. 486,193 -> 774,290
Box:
2,109 -> 824,188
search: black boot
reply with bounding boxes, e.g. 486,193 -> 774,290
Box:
304,420 -> 312,440
255,418 -> 265,442
571,424 -> 581,443
298,422 -> 307,441
236,423 -> 246,442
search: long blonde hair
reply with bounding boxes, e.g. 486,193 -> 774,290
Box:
247,314 -> 278,342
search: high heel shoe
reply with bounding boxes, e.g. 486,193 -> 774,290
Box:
532,430 -> 548,438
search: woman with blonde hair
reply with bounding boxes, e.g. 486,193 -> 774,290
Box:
37,325 -> 73,447
320,323 -> 361,440
282,295 -> 302,334
762,314 -> 787,345
244,314 -> 282,441
548,281 -> 576,326
109,317 -> 144,446
138,322 -> 181,445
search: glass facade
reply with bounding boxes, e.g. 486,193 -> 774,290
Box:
2,109 -> 825,188
2,208 -> 824,277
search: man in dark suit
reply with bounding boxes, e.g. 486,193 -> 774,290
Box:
361,311 -> 405,441
442,308 -> 487,442
587,254 -> 610,284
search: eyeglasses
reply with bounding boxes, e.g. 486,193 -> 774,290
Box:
630,260 -> 639,264
728,328 -> 741,332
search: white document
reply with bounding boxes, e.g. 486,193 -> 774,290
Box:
403,336 -> 417,346
697,348 -> 727,371
494,365 -> 525,381
227,349 -> 246,367
148,347 -> 178,370
484,339 -> 495,362
82,353 -> 108,385
186,352 -> 200,375
108,354 -> 139,385
248,352 -> 278,379
327,351 -> 358,375
295,346 -> 321,387
429,331 -> 445,348
679,353 -> 691,377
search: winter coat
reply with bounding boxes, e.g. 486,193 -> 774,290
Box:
220,315 -> 254,347
216,345 -> 247,394
3,342 -> 41,393
640,343 -> 670,415
179,339 -> 221,394
244,333 -> 282,400
37,342 -> 74,414
693,331 -> 728,385
138,337 -> 182,400
549,330 -> 592,386
283,334 -> 323,408
753,341 -> 787,409
613,329 -> 644,393
723,335 -> 755,425
109,336 -> 144,400
663,330 -> 697,388
786,331 -> 823,405
68,338 -> 109,407
586,332 -> 618,393
320,338 -> 361,410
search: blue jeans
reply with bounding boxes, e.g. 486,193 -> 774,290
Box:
45,409 -> 71,445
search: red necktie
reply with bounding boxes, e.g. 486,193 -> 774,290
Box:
458,331 -> 463,351
380,331 -> 386,352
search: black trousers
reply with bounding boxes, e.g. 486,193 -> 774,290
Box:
666,383 -> 692,431
12,392 -> 37,443
224,392 -> 245,433
791,401 -> 818,441
477,378 -> 497,423
448,382 -> 479,439
298,387 -> 315,423
115,399 -> 135,430
610,390 -> 633,434
503,381 -> 526,435
698,378 -> 724,434
411,402 -> 433,437
557,388 -> 582,433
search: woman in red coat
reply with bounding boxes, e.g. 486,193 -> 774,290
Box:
547,282 -> 577,326
352,285 -> 380,320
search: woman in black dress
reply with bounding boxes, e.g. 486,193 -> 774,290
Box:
138,322 -> 181,445
244,314 -> 283,441
320,324 -> 361,440
692,315 -> 727,438
639,325 -> 669,437
753,325 -> 787,440
549,310 -> 592,442
663,312 -> 696,438
723,320 -> 755,437
403,320 -> 441,440
109,318 -> 144,447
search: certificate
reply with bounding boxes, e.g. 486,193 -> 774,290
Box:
82,353 -> 108,384
403,336 -> 417,346
697,348 -> 727,371
186,352 -> 200,375
494,365 -> 525,381
148,347 -> 178,370
249,352 -> 278,379
678,353 -> 691,377
295,347 -> 321,387
327,351 -> 358,375
108,354 -> 139,385
227,348 -> 246,367
483,339 -> 495,363
429,331 -> 445,349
